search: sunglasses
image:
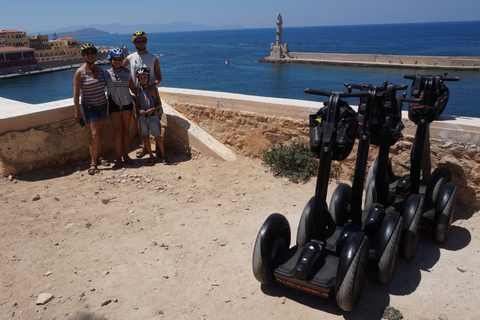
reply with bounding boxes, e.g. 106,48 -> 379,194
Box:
135,39 -> 147,44
84,51 -> 96,56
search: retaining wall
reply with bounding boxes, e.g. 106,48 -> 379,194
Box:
1,88 -> 479,208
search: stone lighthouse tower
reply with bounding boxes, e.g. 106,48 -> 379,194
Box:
276,14 -> 283,46
268,14 -> 289,60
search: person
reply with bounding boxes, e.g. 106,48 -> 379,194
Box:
122,30 -> 163,159
105,48 -> 136,169
73,43 -> 109,175
135,67 -> 168,165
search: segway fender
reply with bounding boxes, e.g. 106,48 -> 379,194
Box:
375,212 -> 402,261
435,183 -> 456,213
425,167 -> 451,208
402,194 -> 423,231
336,232 -> 366,286
252,213 -> 291,284
433,183 -> 456,242
259,213 -> 291,261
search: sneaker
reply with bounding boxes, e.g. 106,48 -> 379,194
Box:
161,156 -> 169,165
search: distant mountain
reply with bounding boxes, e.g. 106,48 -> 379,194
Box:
41,22 -> 244,36
52,28 -> 110,38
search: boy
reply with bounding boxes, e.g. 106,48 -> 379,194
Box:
135,67 -> 168,165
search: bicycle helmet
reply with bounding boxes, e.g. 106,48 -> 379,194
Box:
108,48 -> 124,59
132,31 -> 148,43
81,43 -> 97,54
136,67 -> 151,78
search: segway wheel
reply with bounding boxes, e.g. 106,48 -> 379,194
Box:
401,194 -> 424,260
296,196 -> 315,247
376,213 -> 403,284
425,167 -> 451,208
252,213 -> 291,284
433,183 -> 456,242
329,183 -> 352,226
364,158 -> 378,210
335,232 -> 369,312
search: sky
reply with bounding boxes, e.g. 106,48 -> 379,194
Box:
2,0 -> 480,33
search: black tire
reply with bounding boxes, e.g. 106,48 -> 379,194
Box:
433,183 -> 456,242
376,213 -> 403,284
296,196 -> 315,247
401,194 -> 424,260
335,232 -> 369,312
252,213 -> 291,284
329,183 -> 352,226
425,167 -> 451,208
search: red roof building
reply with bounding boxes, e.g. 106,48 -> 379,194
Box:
0,46 -> 37,69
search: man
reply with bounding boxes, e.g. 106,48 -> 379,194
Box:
123,30 -> 163,158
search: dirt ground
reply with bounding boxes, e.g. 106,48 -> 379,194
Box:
1,145 -> 479,320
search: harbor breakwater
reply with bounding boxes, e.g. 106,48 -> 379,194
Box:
261,51 -> 480,70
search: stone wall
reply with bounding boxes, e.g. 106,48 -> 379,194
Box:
160,89 -> 480,208
1,88 -> 479,208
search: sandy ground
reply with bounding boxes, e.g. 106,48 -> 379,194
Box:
1,144 -> 479,320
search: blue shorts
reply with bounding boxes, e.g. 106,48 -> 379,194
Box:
82,103 -> 107,124
140,118 -> 161,137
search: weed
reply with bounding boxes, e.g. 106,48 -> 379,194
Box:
262,139 -> 317,183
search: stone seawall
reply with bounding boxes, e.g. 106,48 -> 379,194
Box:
1,88 -> 479,208
262,52 -> 480,70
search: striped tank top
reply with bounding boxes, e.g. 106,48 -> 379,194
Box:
79,67 -> 107,106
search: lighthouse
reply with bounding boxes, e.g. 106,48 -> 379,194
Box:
276,14 -> 283,47
268,14 -> 289,60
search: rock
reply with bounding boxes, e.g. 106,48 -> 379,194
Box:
36,293 -> 54,305
31,194 -> 41,201
101,299 -> 112,306
8,175 -> 14,181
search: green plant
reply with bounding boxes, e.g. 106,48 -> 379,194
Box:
382,306 -> 403,320
262,140 -> 317,183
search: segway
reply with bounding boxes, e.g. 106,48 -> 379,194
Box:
365,74 -> 461,245
331,82 -> 405,283
252,88 -> 371,312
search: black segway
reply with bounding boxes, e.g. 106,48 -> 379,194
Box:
365,74 -> 461,245
252,88 -> 371,312
331,82 -> 405,283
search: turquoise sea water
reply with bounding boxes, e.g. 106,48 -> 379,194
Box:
1,21 -> 479,118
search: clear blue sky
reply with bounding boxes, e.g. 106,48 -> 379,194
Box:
2,0 -> 480,33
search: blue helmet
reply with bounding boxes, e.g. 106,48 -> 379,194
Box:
109,48 -> 124,59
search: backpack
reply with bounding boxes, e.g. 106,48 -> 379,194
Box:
309,99 -> 358,161
408,75 -> 450,124
356,84 -> 404,146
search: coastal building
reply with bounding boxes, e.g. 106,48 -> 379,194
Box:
0,46 -> 36,71
29,34 -> 50,50
0,30 -> 30,47
34,36 -> 82,62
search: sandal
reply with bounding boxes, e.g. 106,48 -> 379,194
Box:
136,147 -> 147,159
88,164 -> 98,175
161,156 -> 169,165
123,155 -> 134,165
99,157 -> 110,166
147,157 -> 155,166
113,159 -> 123,169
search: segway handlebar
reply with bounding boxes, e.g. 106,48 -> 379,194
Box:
344,82 -> 408,91
304,88 -> 370,98
403,74 -> 461,82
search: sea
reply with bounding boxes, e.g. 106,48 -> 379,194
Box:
1,20 -> 480,118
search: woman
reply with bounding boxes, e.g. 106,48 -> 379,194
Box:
105,48 -> 136,169
73,43 -> 108,175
